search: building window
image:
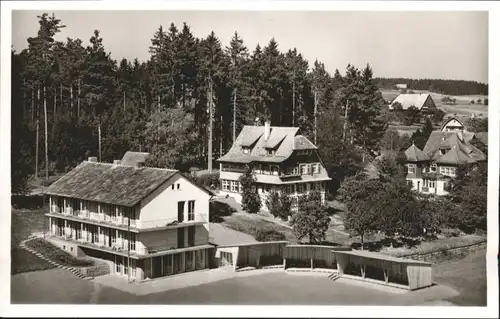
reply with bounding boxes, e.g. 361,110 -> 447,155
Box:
188,201 -> 195,221
423,179 -> 436,188
129,232 -> 136,251
188,226 -> 195,247
171,184 -> 175,190
222,180 -> 229,191
300,165 -> 307,175
313,164 -> 320,174
267,149 -> 275,156
297,183 -> 306,193
239,182 -> 243,193
177,183 -> 180,190
292,167 -> 299,175
407,164 -> 415,174
230,181 -> 238,192
186,251 -> 195,271
195,250 -> 205,270
177,201 -> 185,222
430,164 -> 437,172
271,166 -> 279,176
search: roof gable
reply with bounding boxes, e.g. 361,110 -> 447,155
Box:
45,161 -> 178,207
390,93 -> 433,110
217,125 -> 301,163
440,117 -> 465,131
404,144 -> 430,162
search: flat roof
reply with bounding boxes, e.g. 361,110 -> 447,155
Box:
332,249 -> 432,265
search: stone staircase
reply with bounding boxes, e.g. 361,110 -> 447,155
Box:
20,235 -> 93,280
327,272 -> 340,281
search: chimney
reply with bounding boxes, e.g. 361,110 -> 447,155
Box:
88,156 -> 97,163
113,160 -> 121,166
264,121 -> 271,140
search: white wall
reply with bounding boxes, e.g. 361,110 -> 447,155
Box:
139,173 -> 211,232
137,225 -> 209,254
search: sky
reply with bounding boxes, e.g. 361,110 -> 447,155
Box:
11,10 -> 488,83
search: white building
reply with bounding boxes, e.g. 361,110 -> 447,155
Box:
44,157 -> 213,281
405,128 -> 486,196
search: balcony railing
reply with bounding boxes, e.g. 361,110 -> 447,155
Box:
50,206 -> 138,229
136,214 -> 207,230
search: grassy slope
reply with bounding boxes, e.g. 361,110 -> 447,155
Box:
433,249 -> 487,306
11,208 -> 55,274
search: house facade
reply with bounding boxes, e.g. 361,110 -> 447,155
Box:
217,121 -> 331,210
44,158 -> 212,281
405,129 -> 486,196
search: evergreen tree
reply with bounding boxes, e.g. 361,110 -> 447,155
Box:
239,167 -> 262,214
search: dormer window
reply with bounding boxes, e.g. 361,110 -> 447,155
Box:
440,149 -> 447,155
267,149 -> 275,156
430,164 -> 437,172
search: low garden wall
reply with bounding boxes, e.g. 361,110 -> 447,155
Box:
398,240 -> 486,263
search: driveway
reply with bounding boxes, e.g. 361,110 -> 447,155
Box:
11,268 -> 460,305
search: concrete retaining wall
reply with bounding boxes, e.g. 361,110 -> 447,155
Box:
79,261 -> 110,277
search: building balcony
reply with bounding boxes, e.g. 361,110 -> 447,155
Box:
47,208 -> 207,233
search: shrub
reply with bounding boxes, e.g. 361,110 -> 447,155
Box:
209,201 -> 236,222
190,171 -> 220,189
254,228 -> 287,241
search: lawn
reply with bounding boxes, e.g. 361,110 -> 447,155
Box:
11,247 -> 55,275
25,238 -> 94,267
433,249 -> 487,306
11,207 -> 56,274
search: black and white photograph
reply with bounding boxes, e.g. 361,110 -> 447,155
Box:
1,1 -> 498,318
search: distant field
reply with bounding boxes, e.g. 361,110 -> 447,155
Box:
380,89 -> 488,118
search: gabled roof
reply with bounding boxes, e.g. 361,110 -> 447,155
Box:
404,144 -> 430,162
440,117 -> 465,131
217,125 -> 302,164
293,135 -> 318,150
121,151 -> 150,166
389,93 -> 433,110
45,161 -> 179,207
421,131 -> 486,165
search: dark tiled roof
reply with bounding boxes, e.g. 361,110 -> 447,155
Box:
420,131 -> 486,165
474,132 -> 488,145
217,125 -> 300,164
120,151 -> 150,166
405,144 -> 430,162
45,161 -> 178,207
293,135 -> 318,150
